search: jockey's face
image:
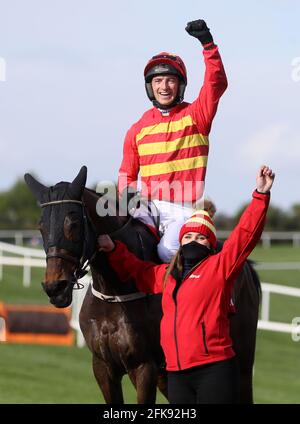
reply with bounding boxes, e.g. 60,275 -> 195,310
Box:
181,232 -> 211,248
151,74 -> 179,106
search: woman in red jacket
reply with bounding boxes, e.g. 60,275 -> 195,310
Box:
98,165 -> 275,404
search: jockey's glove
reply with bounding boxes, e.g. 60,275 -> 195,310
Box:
185,19 -> 214,46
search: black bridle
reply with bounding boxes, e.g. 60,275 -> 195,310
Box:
39,195 -> 159,292
40,199 -> 97,288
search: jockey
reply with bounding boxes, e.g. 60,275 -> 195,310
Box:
118,19 -> 228,262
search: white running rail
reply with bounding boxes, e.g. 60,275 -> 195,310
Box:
0,241 -> 46,287
1,242 -> 300,345
258,282 -> 300,334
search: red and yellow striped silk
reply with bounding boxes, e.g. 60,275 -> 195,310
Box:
136,113 -> 209,202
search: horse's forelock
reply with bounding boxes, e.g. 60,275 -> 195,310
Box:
47,182 -> 77,201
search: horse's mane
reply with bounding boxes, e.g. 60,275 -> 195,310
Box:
85,187 -> 100,197
84,187 -> 121,208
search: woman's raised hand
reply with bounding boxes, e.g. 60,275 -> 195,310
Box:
256,165 -> 275,193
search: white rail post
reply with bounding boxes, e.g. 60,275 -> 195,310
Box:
0,318 -> 6,341
262,233 -> 271,248
261,289 -> 270,322
23,256 -> 31,287
15,231 -> 23,246
0,249 -> 3,281
293,233 -> 300,248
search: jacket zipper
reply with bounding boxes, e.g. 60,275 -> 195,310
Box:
201,322 -> 209,355
172,259 -> 210,370
182,256 -> 210,281
173,298 -> 181,370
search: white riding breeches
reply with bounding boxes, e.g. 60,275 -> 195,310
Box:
133,200 -> 194,263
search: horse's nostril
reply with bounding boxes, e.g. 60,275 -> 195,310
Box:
41,280 -> 69,297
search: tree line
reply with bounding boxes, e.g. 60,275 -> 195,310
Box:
0,178 -> 299,231
214,203 -> 300,231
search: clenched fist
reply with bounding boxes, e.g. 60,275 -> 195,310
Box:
185,19 -> 213,46
256,166 -> 275,194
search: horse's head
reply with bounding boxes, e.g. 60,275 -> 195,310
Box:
24,166 -> 95,308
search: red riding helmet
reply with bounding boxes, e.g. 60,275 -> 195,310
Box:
144,52 -> 187,104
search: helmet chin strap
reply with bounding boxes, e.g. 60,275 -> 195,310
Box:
152,98 -> 179,110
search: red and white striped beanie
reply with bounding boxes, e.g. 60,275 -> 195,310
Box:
179,210 -> 217,248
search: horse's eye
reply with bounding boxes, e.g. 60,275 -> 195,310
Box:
64,215 -> 81,242
65,214 -> 78,226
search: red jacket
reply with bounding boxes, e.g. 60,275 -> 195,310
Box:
118,45 -> 227,203
108,191 -> 269,371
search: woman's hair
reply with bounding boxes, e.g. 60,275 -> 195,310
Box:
163,248 -> 183,289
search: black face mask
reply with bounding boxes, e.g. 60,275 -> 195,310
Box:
181,241 -> 211,277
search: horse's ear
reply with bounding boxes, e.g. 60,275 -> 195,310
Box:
69,166 -> 87,198
24,173 -> 47,202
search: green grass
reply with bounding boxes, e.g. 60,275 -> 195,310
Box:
250,246 -> 300,403
0,266 -> 46,304
0,343 -> 167,404
250,245 -> 300,262
0,332 -> 298,404
254,330 -> 300,404
250,245 -> 300,289
0,245 -> 299,403
249,245 -> 300,323
255,270 -> 300,288
0,344 -> 100,403
268,294 -> 300,323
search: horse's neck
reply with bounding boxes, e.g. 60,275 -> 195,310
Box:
83,188 -> 127,235
83,188 -> 138,295
90,252 -> 137,296
83,188 -> 160,295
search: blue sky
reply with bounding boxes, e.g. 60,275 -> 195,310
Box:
0,0 -> 299,214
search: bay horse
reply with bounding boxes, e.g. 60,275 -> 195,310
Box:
24,166 -> 260,404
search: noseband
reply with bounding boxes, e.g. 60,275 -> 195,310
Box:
40,199 -> 96,286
